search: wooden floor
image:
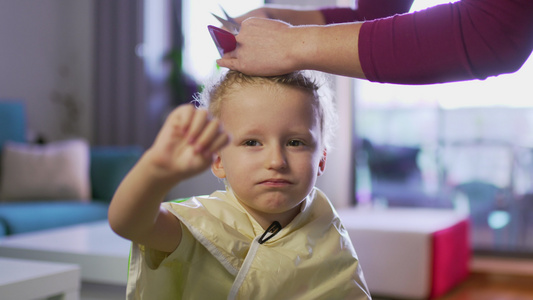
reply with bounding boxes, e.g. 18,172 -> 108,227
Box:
437,272 -> 533,300
374,256 -> 533,300
437,256 -> 533,300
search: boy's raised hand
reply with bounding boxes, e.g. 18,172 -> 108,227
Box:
146,104 -> 230,184
109,104 -> 228,252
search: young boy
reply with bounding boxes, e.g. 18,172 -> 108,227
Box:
109,70 -> 371,299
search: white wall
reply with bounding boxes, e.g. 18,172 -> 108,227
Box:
0,0 -> 93,142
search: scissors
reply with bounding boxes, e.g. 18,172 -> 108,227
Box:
208,6 -> 240,56
211,6 -> 240,35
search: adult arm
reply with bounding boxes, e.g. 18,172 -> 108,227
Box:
218,0 -> 412,77
108,105 -> 229,253
217,19 -> 366,78
231,6 -> 327,26
218,0 -> 533,84
320,0 -> 413,24
231,0 -> 414,26
360,0 -> 533,84
217,0 -> 413,78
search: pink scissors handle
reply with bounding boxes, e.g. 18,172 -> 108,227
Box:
208,25 -> 237,56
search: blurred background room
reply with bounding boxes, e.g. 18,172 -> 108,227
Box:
1,0 -> 532,299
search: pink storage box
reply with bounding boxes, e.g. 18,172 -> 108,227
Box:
337,208 -> 470,299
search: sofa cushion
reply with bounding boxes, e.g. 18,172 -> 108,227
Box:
0,139 -> 91,201
0,202 -> 108,235
0,219 -> 7,237
0,101 -> 26,151
90,146 -> 142,202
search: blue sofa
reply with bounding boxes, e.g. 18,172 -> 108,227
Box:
0,101 -> 142,237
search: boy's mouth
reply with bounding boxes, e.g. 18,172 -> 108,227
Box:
259,178 -> 293,187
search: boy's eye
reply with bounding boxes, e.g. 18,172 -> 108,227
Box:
287,140 -> 304,147
243,140 -> 260,146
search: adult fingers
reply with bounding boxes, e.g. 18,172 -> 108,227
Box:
216,57 -> 238,72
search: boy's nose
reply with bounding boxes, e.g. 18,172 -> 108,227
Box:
266,145 -> 287,170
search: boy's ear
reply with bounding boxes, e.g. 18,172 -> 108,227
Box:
211,153 -> 226,179
317,149 -> 327,176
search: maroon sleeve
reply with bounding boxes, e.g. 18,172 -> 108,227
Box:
320,0 -> 414,24
359,0 -> 533,84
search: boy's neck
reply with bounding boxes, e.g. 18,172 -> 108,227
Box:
246,202 -> 303,230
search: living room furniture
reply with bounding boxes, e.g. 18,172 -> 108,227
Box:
0,101 -> 143,237
0,221 -> 131,286
0,257 -> 80,300
359,138 -> 452,209
337,207 -> 470,299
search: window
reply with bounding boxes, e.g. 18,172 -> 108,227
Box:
182,0 -> 263,83
354,0 -> 533,256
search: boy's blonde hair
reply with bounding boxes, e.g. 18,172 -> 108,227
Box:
195,70 -> 338,151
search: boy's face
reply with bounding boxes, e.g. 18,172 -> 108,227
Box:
211,83 -> 326,227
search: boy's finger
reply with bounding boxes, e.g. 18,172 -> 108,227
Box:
186,109 -> 210,143
206,132 -> 231,155
193,118 -> 224,153
169,104 -> 195,136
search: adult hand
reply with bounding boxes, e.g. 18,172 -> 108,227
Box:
217,17 -> 365,79
217,18 -> 302,76
231,6 -> 326,26
231,7 -> 270,24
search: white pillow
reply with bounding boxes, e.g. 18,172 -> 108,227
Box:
0,139 -> 91,201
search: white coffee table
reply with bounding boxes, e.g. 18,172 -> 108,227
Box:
0,221 -> 131,285
0,257 -> 80,300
